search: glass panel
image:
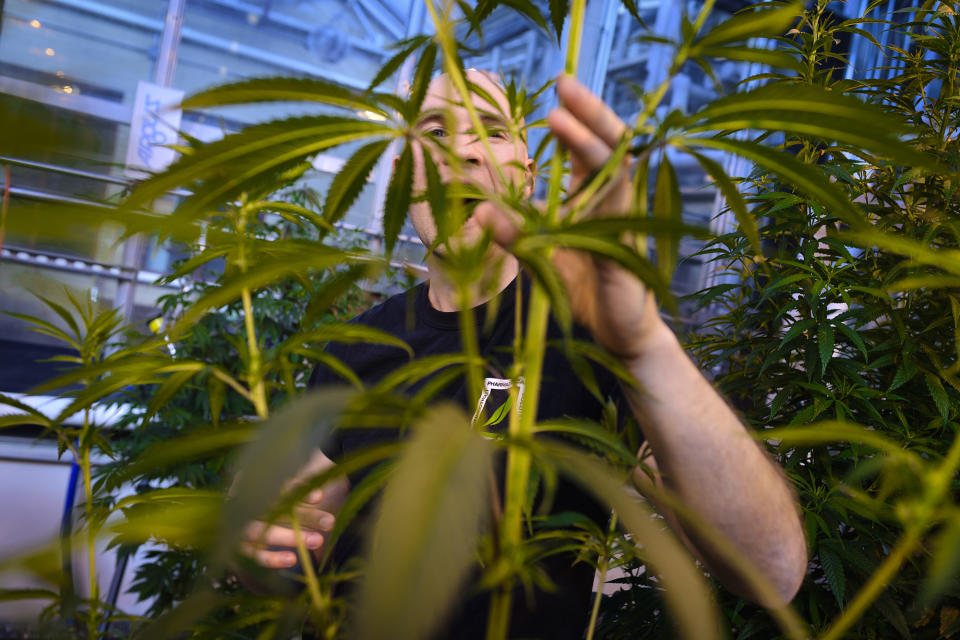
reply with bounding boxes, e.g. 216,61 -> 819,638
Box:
0,93 -> 129,194
175,0 -> 394,126
0,0 -> 165,107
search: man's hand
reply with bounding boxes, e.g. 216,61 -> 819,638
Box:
477,74 -> 808,604
475,74 -> 665,361
238,449 -> 348,571
239,488 -> 337,569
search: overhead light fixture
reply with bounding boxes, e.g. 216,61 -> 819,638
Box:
62,85 -> 73,94
29,19 -> 41,28
44,47 -> 55,56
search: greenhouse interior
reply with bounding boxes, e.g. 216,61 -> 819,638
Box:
0,0 -> 956,638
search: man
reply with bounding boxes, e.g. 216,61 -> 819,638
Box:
242,70 -> 807,635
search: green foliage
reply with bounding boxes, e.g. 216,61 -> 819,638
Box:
4,0 -> 959,639
660,2 -> 960,638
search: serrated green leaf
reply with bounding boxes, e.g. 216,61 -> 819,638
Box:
688,86 -> 931,167
368,35 -> 432,91
383,143 -> 413,255
700,45 -> 802,71
144,365 -> 205,425
549,0 -> 570,41
373,353 -> 473,395
246,200 -> 333,233
0,588 -> 59,602
283,324 -> 412,357
492,0 -> 551,39
35,293 -> 82,343
888,275 -> 960,291
778,317 -> 815,350
918,514 -> 960,607
762,421 -> 918,462
844,229 -> 960,277
124,116 -> 393,217
652,154 -> 683,280
421,148 -> 450,244
322,139 -> 392,226
690,136 -> 865,229
179,77 -> 387,117
408,43 -> 438,116
170,245 -> 357,335
689,149 -> 759,254
695,3 -> 800,49
834,321 -> 868,362
818,545 -> 845,607
354,404 -> 492,640
534,419 -> 637,465
818,322 -> 835,375
620,0 -> 648,29
120,423 -> 254,481
925,373 -> 951,422
207,375 -> 225,428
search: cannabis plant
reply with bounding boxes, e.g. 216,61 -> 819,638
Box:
677,1 -> 960,638
2,1 -> 954,639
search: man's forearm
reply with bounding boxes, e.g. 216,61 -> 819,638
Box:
623,318 -> 807,603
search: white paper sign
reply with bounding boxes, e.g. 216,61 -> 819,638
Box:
124,81 -> 184,178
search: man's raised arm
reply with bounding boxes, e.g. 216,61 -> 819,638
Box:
476,74 -> 807,604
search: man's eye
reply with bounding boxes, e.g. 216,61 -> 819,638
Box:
427,127 -> 447,138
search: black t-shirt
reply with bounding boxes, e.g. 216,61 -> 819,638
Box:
310,277 -> 632,639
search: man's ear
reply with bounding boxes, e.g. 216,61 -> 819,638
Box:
523,157 -> 536,199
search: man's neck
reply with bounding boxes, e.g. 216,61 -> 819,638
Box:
425,253 -> 520,312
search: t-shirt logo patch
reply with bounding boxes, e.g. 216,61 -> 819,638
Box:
471,376 -> 525,432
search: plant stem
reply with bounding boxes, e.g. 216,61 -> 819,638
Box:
236,205 -> 268,420
486,1 -> 589,635
564,0 -> 587,75
457,281 -> 484,418
81,408 -> 98,639
241,286 -> 268,420
585,514 -> 618,640
291,512 -> 327,626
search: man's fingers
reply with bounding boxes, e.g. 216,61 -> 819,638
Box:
548,107 -> 612,171
239,543 -> 299,569
294,504 -> 337,533
243,521 -> 325,550
473,202 -> 521,248
556,74 -> 627,148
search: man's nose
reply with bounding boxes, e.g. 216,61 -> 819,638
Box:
451,134 -> 483,166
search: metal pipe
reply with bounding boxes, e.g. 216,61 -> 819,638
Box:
154,0 -> 186,87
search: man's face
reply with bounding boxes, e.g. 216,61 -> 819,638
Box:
408,70 -> 533,252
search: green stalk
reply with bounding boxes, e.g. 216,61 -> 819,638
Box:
241,287 -> 268,420
457,280 -> 484,418
236,205 -> 269,420
818,527 -> 921,640
291,512 -> 328,629
486,3 -> 590,637
564,0 -> 587,74
81,408 -> 98,639
585,514 -> 618,640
